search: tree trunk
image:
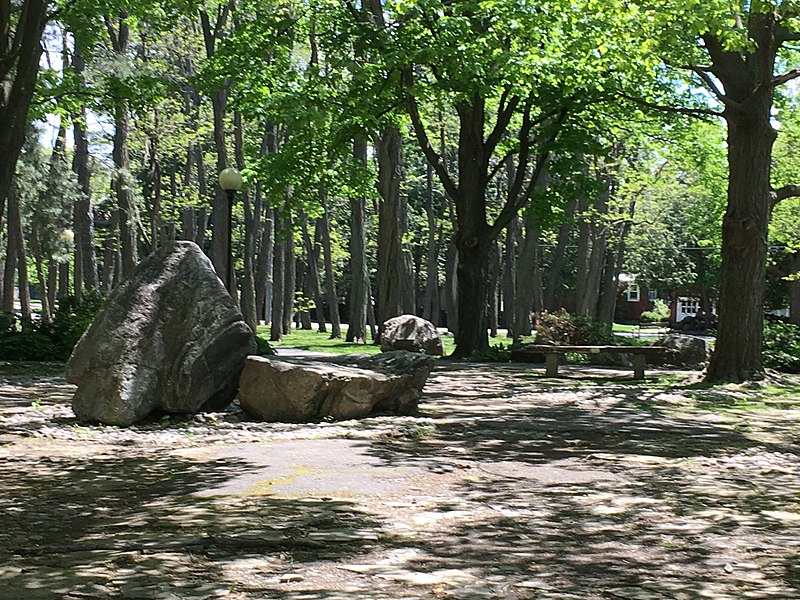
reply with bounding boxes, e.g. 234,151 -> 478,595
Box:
7,186 -> 31,330
71,46 -> 98,300
444,239 -> 458,336
107,16 -> 137,280
269,220 -> 284,342
199,8 -> 232,290
347,139 -> 369,342
422,162 -> 441,326
255,204 -> 274,323
789,253 -> 800,327
706,103 -> 775,382
30,222 -> 51,323
544,198 -> 577,311
376,127 -> 405,332
234,111 -> 257,332
487,239 -> 500,337
301,211 -> 325,332
281,212 -> 295,335
319,190 -> 341,338
502,217 -> 518,338
0,0 -> 49,210
101,210 -> 119,292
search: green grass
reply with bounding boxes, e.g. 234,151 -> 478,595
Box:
257,325 -> 457,356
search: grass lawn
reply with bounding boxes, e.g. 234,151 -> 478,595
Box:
256,324 -> 457,356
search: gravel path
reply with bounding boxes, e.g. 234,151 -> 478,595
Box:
2,360 -> 800,598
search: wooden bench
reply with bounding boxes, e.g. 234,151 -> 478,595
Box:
517,345 -> 666,380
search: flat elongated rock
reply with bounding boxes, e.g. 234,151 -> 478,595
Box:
238,351 -> 434,422
67,241 -> 256,425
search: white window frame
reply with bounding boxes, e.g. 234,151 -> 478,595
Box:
626,283 -> 640,302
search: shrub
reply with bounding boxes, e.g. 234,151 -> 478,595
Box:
469,342 -> 512,362
639,299 -> 671,324
535,310 -> 615,346
763,320 -> 800,373
0,292 -> 104,362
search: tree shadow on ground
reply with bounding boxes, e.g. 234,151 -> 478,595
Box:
353,362 -> 800,598
0,452 -> 385,599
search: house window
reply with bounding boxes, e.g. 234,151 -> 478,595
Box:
647,290 -> 657,301
626,283 -> 640,302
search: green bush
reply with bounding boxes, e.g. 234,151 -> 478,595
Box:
639,299 -> 670,323
0,292 -> 104,362
763,320 -> 800,373
535,310 -> 615,346
469,342 -> 512,362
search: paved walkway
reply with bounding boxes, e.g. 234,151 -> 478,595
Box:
1,361 -> 799,598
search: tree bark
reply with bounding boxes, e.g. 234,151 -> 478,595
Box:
107,15 -> 137,280
319,190 -> 341,338
422,162 -> 441,326
706,101 -> 774,382
269,218 -> 285,342
0,0 -> 49,211
281,212 -> 296,335
502,217 -> 518,338
375,127 -> 405,333
71,45 -> 98,300
234,111 -> 257,332
347,139 -> 370,342
544,198 -> 577,311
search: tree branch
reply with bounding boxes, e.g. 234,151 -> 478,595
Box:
773,69 -> 800,86
772,184 -> 800,207
690,67 -> 741,110
617,91 -> 722,118
403,67 -> 459,201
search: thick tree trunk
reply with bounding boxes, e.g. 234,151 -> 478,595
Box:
7,186 -> 31,329
376,127 -> 405,332
706,106 -> 774,382
452,106 -> 491,355
0,0 -> 48,211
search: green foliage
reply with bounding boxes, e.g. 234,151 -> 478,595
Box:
0,293 -> 103,362
763,321 -> 800,374
640,299 -> 670,323
469,343 -> 512,363
535,310 -> 616,346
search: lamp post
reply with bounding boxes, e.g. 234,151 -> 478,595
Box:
218,167 -> 243,294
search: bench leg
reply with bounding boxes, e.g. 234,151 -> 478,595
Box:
545,353 -> 559,377
632,354 -> 646,380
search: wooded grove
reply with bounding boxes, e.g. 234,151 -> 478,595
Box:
3,0 -> 800,382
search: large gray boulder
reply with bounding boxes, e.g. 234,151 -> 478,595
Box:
238,351 -> 434,422
67,241 -> 257,425
653,333 -> 711,369
380,314 -> 444,356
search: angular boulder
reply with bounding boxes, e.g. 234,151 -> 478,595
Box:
67,241 -> 256,425
653,333 -> 711,369
380,314 -> 444,356
238,351 -> 434,422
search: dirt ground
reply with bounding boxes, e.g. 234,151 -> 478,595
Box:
2,360 -> 800,599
